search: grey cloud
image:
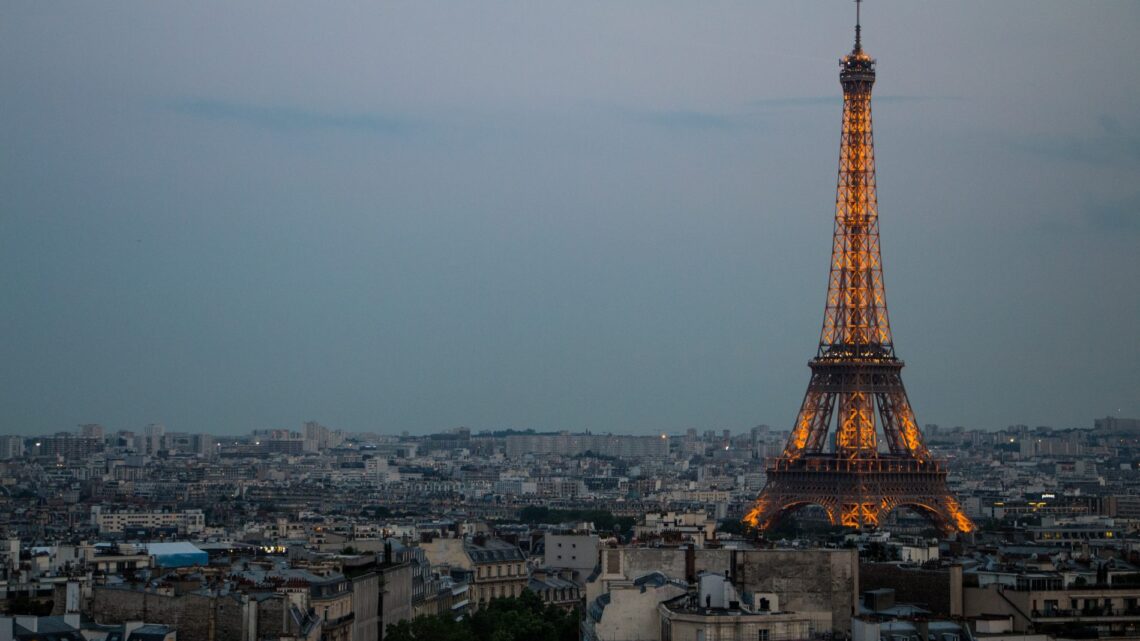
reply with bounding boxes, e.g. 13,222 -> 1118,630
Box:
1008,115 -> 1140,166
1085,193 -> 1140,234
623,108 -> 752,131
165,99 -> 418,135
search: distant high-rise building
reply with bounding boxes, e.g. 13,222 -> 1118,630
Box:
0,436 -> 24,460
79,423 -> 104,439
143,423 -> 165,455
503,433 -> 668,459
34,433 -> 103,460
304,420 -> 330,452
164,432 -> 215,457
1094,416 -> 1140,434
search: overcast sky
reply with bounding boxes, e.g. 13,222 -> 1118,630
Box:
2,2 -> 1138,436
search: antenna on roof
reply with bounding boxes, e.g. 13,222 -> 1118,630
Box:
854,0 -> 863,52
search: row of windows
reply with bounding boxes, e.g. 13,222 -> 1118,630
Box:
476,563 -> 525,578
664,625 -> 771,641
539,588 -> 579,602
478,582 -> 523,601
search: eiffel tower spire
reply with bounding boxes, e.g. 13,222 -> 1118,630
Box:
745,4 -> 974,535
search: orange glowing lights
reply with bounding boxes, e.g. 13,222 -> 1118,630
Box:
743,19 -> 973,538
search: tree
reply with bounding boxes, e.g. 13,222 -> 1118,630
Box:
7,595 -> 54,616
386,591 -> 578,641
361,505 -> 392,518
385,615 -> 473,641
718,518 -> 747,536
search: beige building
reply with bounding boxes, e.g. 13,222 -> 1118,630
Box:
468,536 -> 528,606
90,506 -> 205,535
965,581 -> 1140,639
663,573 -> 825,641
586,571 -> 828,641
660,600 -> 818,641
420,535 -> 528,610
634,513 -> 718,547
529,570 -> 582,611
584,572 -> 688,641
588,546 -> 856,635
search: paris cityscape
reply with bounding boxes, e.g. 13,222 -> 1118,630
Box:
2,3 -> 1139,641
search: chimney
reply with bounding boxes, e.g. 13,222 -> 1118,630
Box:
66,581 -> 81,614
685,545 -> 696,584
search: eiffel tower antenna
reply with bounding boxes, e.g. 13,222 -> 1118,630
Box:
855,0 -> 862,52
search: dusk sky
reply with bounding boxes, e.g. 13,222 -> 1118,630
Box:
2,2 -> 1138,436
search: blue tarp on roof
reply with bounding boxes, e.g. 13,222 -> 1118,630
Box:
143,542 -> 208,568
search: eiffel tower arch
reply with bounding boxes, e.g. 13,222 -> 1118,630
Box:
746,2 -> 973,537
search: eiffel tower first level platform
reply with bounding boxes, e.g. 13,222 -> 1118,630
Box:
749,457 -> 973,535
744,1 -> 974,537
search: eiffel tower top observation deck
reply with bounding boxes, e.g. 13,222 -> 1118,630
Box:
745,2 -> 974,535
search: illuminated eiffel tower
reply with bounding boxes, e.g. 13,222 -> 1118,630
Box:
745,2 -> 973,536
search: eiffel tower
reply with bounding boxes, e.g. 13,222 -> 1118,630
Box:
745,2 -> 973,536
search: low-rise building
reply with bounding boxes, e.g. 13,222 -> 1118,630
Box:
965,580 -> 1140,639
467,536 -> 528,606
90,506 -> 205,535
528,570 -> 581,610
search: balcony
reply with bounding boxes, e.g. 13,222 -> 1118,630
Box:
1031,607 -> 1140,622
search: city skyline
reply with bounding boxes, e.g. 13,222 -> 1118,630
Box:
3,2 -> 1139,436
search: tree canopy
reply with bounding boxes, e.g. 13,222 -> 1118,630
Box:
385,591 -> 578,641
517,506 -> 634,533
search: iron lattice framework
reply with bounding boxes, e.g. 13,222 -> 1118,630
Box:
746,5 -> 973,536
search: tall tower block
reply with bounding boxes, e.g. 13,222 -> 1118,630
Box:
745,2 -> 973,536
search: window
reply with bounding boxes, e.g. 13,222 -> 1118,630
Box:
758,630 -> 770,641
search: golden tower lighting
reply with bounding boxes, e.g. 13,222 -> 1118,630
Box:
746,1 -> 974,536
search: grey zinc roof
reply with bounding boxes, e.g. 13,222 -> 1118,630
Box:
528,575 -> 576,591
465,541 -> 525,563
587,593 -> 611,623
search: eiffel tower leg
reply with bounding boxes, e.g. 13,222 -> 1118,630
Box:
746,466 -> 841,530
783,388 -> 835,458
876,387 -> 930,459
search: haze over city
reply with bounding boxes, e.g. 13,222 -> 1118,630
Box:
3,2 -> 1138,435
